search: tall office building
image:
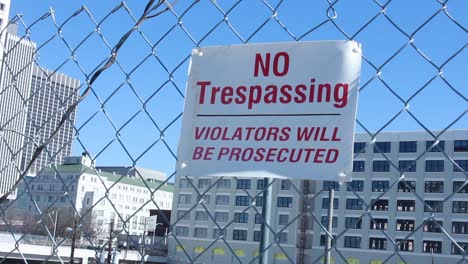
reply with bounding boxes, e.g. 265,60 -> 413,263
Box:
168,130 -> 467,264
20,65 -> 80,175
0,21 -> 35,199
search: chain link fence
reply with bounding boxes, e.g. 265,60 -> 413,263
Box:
0,0 -> 466,263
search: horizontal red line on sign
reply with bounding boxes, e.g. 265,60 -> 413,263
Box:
197,113 -> 341,117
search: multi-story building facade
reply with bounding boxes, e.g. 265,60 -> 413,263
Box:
168,130 -> 467,264
20,65 -> 80,175
0,5 -> 80,198
17,153 -> 173,243
0,22 -> 35,199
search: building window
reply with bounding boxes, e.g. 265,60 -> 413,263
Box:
371,199 -> 388,211
257,179 -> 264,190
345,217 -> 362,229
397,239 -> 414,252
215,212 -> 228,222
423,240 -> 442,254
454,140 -> 468,152
369,237 -> 387,250
371,181 -> 389,192
216,195 -> 230,205
255,196 -> 263,207
177,210 -> 190,221
453,160 -> 468,172
400,141 -> 417,153
453,201 -> 468,213
277,232 -> 288,243
425,181 -> 444,193
398,160 -> 416,172
320,235 -> 336,246
213,228 -> 225,239
233,230 -> 247,241
396,219 -> 414,231
398,181 -> 416,192
194,227 -> 207,238
277,197 -> 293,208
321,216 -> 338,228
253,231 -> 261,242
255,213 -> 262,224
452,242 -> 468,255
323,181 -> 339,191
195,211 -> 208,221
234,213 -> 249,223
425,160 -> 444,172
0,4 -> 4,11
322,198 -> 339,209
175,226 -> 189,236
279,215 -> 289,225
198,179 -> 211,188
424,200 -> 443,213
199,194 -> 210,204
372,160 -> 390,172
453,181 -> 468,193
424,220 -> 443,233
452,222 -> 468,234
236,179 -> 251,189
347,180 -> 364,192
354,142 -> 366,153
346,199 -> 363,210
426,140 -> 444,152
374,142 -> 391,153
353,160 -> 365,172
281,180 -> 291,190
397,200 -> 415,212
179,179 -> 192,188
217,179 -> 231,189
235,196 -> 250,206
344,236 -> 361,248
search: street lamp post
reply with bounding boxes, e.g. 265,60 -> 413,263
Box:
70,219 -> 77,264
48,208 -> 59,255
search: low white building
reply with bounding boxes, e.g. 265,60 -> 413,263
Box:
16,154 -> 173,243
168,130 -> 467,264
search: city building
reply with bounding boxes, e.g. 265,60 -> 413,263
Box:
0,0 -> 11,56
168,130 -> 467,264
0,21 -> 35,199
20,65 -> 80,175
0,0 -> 80,199
16,153 -> 173,244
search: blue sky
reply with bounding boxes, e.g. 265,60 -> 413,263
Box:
9,0 -> 467,178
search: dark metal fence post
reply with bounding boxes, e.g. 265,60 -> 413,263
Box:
259,178 -> 272,264
324,189 -> 335,264
107,221 -> 114,264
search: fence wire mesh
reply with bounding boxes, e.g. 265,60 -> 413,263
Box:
0,0 -> 466,264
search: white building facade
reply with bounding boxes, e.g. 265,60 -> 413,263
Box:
19,154 -> 173,243
168,130 -> 467,264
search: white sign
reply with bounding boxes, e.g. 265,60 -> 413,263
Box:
177,41 -> 362,181
147,215 -> 157,230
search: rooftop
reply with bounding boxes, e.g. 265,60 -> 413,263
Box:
41,164 -> 173,192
